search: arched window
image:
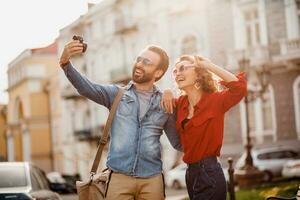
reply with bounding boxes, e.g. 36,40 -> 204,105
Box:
293,75 -> 300,139
261,86 -> 277,139
262,91 -> 274,130
181,35 -> 198,55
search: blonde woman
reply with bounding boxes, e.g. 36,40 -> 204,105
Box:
162,55 -> 247,200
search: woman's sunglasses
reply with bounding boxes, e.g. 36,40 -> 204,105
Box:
172,64 -> 195,76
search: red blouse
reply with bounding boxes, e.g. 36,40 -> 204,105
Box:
175,73 -> 247,164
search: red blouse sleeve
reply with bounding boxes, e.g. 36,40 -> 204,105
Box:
217,72 -> 247,113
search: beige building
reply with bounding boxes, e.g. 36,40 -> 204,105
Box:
46,45 -> 65,173
6,42 -> 58,172
0,104 -> 7,161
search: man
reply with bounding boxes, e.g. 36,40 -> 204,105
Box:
59,39 -> 181,200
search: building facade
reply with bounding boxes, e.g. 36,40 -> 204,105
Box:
227,0 -> 300,147
0,104 -> 7,161
6,42 -> 58,172
56,0 -> 300,177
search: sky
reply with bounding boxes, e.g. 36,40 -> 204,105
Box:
0,0 -> 102,104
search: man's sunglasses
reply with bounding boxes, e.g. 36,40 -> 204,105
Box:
135,56 -> 155,66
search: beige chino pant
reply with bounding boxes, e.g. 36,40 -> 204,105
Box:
105,172 -> 165,200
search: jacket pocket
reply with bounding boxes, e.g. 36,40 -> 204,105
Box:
117,95 -> 135,116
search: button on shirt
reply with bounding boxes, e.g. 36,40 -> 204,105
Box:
63,63 -> 182,177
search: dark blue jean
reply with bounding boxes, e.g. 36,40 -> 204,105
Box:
185,157 -> 227,200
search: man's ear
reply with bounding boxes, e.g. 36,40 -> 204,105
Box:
154,69 -> 164,80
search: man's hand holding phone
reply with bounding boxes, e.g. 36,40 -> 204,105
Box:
59,35 -> 87,67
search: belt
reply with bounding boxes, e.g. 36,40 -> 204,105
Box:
187,156 -> 218,168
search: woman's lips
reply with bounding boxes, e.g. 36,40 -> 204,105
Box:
176,77 -> 185,83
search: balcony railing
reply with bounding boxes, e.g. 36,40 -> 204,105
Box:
280,38 -> 300,54
228,38 -> 300,67
269,38 -> 300,62
274,38 -> 300,62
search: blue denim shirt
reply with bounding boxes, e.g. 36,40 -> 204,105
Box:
63,63 -> 182,177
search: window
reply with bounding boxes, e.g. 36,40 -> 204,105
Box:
258,151 -> 284,160
268,150 -> 298,159
181,35 -> 198,55
257,153 -> 269,160
257,150 -> 298,160
262,91 -> 273,130
282,151 -> 298,159
246,86 -> 276,143
293,76 -> 300,138
244,9 -> 260,46
30,170 -> 41,190
285,0 -> 300,39
0,165 -> 27,187
31,166 -> 49,190
297,0 -> 300,33
268,151 -> 285,159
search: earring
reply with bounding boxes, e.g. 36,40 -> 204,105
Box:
194,82 -> 201,90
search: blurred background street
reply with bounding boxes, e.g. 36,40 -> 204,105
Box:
0,0 -> 300,199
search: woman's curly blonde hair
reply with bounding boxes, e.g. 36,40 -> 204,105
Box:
175,55 -> 218,93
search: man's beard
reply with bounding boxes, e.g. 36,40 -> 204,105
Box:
132,67 -> 154,83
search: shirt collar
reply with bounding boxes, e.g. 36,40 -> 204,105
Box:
182,92 -> 209,110
124,81 -> 161,94
124,81 -> 135,90
195,92 -> 209,109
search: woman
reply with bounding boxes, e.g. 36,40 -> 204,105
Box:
161,55 -> 247,200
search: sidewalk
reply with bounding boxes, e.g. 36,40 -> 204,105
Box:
61,193 -> 189,200
166,194 -> 188,200
165,188 -> 188,200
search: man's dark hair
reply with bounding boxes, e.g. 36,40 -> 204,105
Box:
146,45 -> 169,81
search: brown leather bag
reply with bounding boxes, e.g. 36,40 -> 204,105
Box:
76,88 -> 124,200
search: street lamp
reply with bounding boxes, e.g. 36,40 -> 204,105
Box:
235,57 -> 271,187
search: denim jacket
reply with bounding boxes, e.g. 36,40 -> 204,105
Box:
63,63 -> 182,177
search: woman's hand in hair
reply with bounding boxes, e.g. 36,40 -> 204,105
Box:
161,89 -> 176,114
194,55 -> 213,70
195,55 -> 238,82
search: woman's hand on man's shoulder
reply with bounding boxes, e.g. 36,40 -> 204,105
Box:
161,89 -> 176,114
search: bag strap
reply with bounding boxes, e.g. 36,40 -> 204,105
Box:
90,88 -> 124,174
